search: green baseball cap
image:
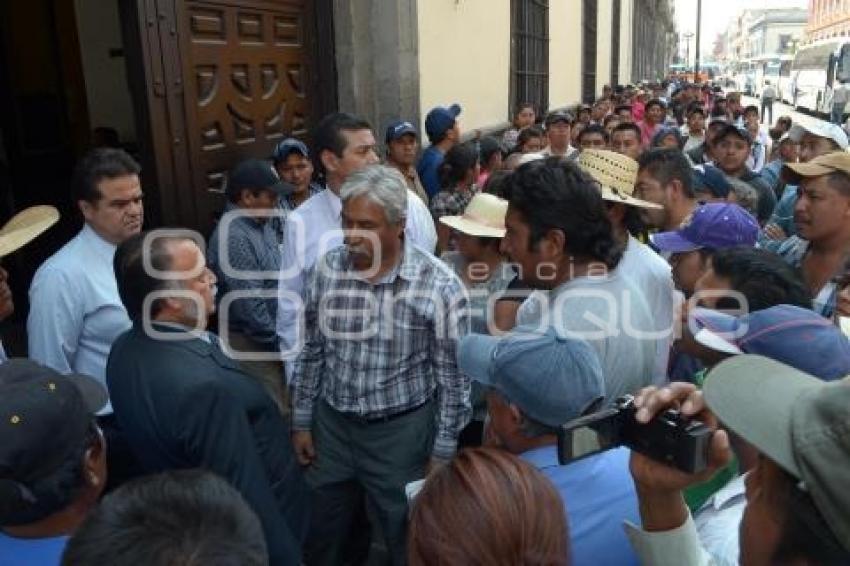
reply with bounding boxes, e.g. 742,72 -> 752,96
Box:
704,355 -> 850,551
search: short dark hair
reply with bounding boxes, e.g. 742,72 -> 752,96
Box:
645,98 -> 666,112
637,148 -> 695,198
577,124 -> 609,144
825,170 -> 850,198
614,104 -> 633,115
438,142 -> 479,189
113,231 -> 190,321
61,470 -> 267,566
503,157 -> 622,269
310,112 -> 372,176
479,136 -> 503,165
777,116 -> 793,130
687,104 -> 706,118
743,105 -> 760,116
709,247 -> 811,312
72,148 -> 141,204
516,125 -> 545,149
612,122 -> 642,141
603,114 -> 620,127
514,101 -> 536,118
2,422 -> 99,527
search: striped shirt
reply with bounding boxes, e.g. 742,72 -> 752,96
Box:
291,243 -> 471,459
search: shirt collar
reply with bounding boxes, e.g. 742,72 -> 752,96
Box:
324,185 -> 343,218
81,223 -> 118,261
706,473 -> 747,510
520,445 -> 560,470
342,241 -> 423,284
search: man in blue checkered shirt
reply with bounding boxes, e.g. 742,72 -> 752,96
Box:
291,165 -> 470,566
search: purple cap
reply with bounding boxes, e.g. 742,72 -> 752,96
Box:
690,305 -> 850,381
650,202 -> 759,253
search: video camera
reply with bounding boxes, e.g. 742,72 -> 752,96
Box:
557,394 -> 712,474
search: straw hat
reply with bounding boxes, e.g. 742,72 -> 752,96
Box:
577,149 -> 662,210
439,193 -> 508,238
0,206 -> 60,257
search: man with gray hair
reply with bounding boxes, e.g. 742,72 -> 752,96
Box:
290,165 -> 470,565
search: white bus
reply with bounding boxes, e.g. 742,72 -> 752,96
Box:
791,40 -> 850,115
777,55 -> 794,103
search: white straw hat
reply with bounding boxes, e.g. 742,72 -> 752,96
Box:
439,193 -> 508,238
577,149 -> 662,210
0,206 -> 60,258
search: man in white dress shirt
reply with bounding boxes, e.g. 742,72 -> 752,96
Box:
276,113 -> 437,377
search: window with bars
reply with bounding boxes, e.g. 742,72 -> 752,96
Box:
510,0 -> 549,118
611,0 -> 621,87
582,0 -> 598,103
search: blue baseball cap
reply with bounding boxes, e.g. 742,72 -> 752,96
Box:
425,104 -> 461,141
690,305 -> 850,381
385,120 -> 418,144
650,202 -> 759,253
271,138 -> 309,164
692,165 -> 732,199
457,327 -> 605,427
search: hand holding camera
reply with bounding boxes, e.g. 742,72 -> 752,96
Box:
628,382 -> 733,494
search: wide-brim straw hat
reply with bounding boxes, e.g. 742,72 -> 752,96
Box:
439,193 -> 508,238
0,206 -> 60,257
577,149 -> 662,210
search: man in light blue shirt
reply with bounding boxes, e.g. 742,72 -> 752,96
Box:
458,327 -> 641,566
27,149 -> 143,488
276,113 -> 437,378
28,149 -> 143,410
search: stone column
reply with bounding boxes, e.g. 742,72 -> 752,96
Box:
333,0 -> 420,151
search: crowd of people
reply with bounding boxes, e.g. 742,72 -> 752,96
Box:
2,75 -> 850,566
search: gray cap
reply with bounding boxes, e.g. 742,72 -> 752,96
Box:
704,355 -> 850,552
457,327 -> 605,427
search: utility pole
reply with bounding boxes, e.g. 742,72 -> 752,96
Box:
695,0 -> 702,81
684,32 -> 694,74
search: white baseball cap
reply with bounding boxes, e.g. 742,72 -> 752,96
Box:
788,121 -> 849,150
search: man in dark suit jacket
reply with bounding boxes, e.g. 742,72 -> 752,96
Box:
107,231 -> 308,566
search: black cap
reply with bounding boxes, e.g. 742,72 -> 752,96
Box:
0,359 -> 107,524
225,158 -> 294,200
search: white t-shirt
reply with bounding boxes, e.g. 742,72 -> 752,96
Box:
617,236 -> 677,384
516,268 -> 657,402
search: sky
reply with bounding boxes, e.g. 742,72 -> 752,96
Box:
674,0 -> 808,63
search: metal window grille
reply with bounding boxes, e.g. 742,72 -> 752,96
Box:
582,0 -> 598,103
611,0 -> 621,86
510,0 -> 549,117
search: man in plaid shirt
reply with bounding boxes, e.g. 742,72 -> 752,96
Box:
291,165 -> 471,566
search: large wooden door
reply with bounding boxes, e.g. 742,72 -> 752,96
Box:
178,0 -> 310,231
122,0 -> 331,234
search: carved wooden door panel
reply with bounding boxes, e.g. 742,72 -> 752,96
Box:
177,0 -> 310,232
